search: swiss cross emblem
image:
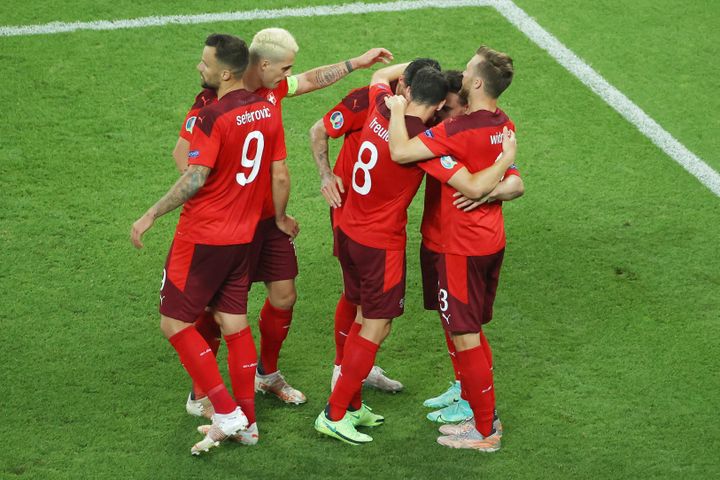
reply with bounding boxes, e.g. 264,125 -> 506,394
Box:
267,93 -> 277,105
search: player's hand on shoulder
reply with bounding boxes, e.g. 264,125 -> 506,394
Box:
130,213 -> 155,249
276,214 -> 300,239
354,48 -> 394,69
501,126 -> 517,159
320,173 -> 345,208
384,95 -> 407,112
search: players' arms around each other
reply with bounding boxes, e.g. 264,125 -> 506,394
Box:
306,61 -> 409,209
386,93 -> 517,201
308,59 -> 439,209
271,160 -> 299,238
309,119 -> 345,208
131,165 -> 211,249
306,57 -> 399,208
443,127 -> 517,200
293,47 -> 394,96
452,174 -> 524,212
370,62 -> 411,87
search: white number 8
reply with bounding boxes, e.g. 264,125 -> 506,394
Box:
236,130 -> 265,186
352,141 -> 378,195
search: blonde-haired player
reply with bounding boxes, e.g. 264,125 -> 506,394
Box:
175,28 -> 393,444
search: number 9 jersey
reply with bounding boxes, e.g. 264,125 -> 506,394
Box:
175,89 -> 286,246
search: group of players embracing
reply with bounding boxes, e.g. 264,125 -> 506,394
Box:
130,26 -> 523,455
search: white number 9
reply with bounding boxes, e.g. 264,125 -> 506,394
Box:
236,130 -> 265,186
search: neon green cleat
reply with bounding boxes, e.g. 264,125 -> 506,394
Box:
314,411 -> 373,445
348,403 -> 384,427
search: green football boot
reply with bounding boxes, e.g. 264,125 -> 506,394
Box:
314,411 -> 373,445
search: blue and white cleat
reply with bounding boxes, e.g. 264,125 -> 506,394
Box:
426,398 -> 473,424
423,381 -> 462,409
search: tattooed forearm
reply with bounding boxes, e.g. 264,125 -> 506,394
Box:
309,119 -> 332,176
312,62 -> 350,88
150,165 -> 211,218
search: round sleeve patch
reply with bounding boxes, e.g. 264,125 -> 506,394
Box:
440,155 -> 457,169
185,116 -> 197,133
330,111 -> 344,129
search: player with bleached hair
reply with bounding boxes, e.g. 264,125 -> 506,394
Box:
174,27 -> 393,445
131,33 -> 286,455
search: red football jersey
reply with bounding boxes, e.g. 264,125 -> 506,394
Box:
321,81 -> 400,202
254,79 -> 290,218
179,89 -> 218,142
174,89 -> 285,245
322,85 -> 372,198
418,108 -> 518,256
180,79 -> 291,220
339,84 -> 462,251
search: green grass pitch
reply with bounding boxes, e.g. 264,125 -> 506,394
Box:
1,1 -> 719,478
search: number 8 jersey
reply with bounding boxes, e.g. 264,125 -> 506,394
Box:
339,84 -> 462,251
175,89 -> 285,245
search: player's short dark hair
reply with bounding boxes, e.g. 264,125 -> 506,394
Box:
404,58 -> 442,87
205,33 -> 250,76
443,70 -> 463,95
409,67 -> 448,107
475,45 -> 513,98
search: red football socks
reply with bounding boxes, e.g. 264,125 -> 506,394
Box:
333,293 -> 357,365
192,310 -> 221,399
480,330 -> 493,370
328,334 -> 379,421
258,298 -> 292,375
457,344 -> 495,436
347,321 -> 361,343
444,330 -> 461,382
225,327 -> 257,424
168,326 -> 236,414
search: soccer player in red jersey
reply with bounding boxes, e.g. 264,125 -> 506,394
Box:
308,59 -> 441,394
174,29 -> 394,414
314,62 -> 518,445
130,34 -> 286,454
386,45 -> 519,452
422,69 -> 524,423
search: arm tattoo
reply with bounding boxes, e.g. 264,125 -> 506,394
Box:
315,149 -> 331,177
313,63 -> 349,88
151,165 -> 211,218
310,124 -> 333,177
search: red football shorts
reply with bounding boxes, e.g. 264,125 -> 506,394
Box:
435,248 -> 505,333
336,227 -> 405,320
420,242 -> 440,311
248,217 -> 299,283
159,237 -> 252,322
329,203 -> 345,258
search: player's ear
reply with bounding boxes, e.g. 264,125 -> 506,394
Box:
435,99 -> 446,112
474,76 -> 483,92
403,85 -> 413,101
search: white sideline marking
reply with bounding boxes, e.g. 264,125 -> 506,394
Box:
494,0 -> 720,197
0,1 -> 492,37
2,0 -> 718,196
